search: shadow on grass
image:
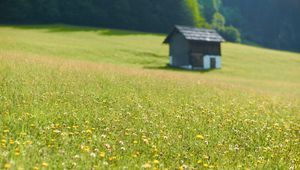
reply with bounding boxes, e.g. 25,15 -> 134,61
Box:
99,29 -> 149,36
5,24 -> 155,36
144,64 -> 215,73
119,49 -> 166,59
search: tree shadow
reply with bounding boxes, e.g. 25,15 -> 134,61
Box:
144,64 -> 215,73
99,29 -> 151,36
5,24 -> 152,36
118,49 -> 166,59
5,24 -> 97,32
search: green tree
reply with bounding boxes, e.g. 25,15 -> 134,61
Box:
219,26 -> 241,42
212,12 -> 225,28
185,0 -> 207,27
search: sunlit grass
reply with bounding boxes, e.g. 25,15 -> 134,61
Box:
0,25 -> 300,169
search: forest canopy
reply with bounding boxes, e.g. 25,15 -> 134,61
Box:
0,0 -> 206,33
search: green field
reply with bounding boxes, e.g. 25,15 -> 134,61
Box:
0,25 -> 299,169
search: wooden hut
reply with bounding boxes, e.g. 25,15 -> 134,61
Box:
163,25 -> 225,70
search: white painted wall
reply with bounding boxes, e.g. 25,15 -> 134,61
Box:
203,55 -> 221,69
170,55 -> 221,70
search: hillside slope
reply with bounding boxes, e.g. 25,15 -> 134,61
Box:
0,25 -> 299,169
1,25 -> 300,97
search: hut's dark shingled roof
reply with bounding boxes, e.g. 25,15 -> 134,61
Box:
164,25 -> 224,43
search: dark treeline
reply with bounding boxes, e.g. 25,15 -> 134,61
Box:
1,0 -> 299,52
199,0 -> 300,52
0,0 -> 199,33
223,0 -> 300,52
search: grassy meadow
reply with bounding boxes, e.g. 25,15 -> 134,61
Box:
0,25 -> 300,169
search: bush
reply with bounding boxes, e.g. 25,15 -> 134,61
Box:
217,26 -> 241,42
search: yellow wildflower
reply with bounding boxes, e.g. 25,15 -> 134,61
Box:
109,156 -> 116,161
42,162 -> 48,167
153,160 -> 160,164
203,155 -> 209,160
143,138 -> 149,143
15,152 -> 20,156
4,163 -> 11,169
99,152 -> 105,158
196,134 -> 204,140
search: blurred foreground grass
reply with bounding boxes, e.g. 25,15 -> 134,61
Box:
0,25 -> 299,169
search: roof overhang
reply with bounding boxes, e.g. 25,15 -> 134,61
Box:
163,25 -> 225,44
163,28 -> 179,44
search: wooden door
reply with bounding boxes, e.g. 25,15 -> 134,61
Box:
191,53 -> 203,67
210,58 -> 216,69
